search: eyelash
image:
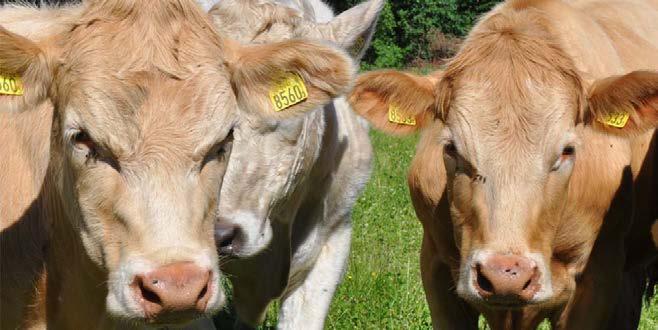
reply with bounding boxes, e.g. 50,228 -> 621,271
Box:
444,141 -> 457,157
72,130 -> 97,158
552,145 -> 576,171
562,146 -> 575,156
201,129 -> 234,169
217,129 -> 234,158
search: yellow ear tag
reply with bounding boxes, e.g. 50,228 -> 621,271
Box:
388,104 -> 416,126
599,111 -> 630,128
0,74 -> 24,95
269,72 -> 308,112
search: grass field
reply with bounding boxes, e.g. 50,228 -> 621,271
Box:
254,130 -> 657,329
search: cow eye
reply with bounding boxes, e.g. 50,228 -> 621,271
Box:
72,130 -> 97,156
217,129 -> 234,158
562,145 -> 575,156
551,145 -> 576,171
444,141 -> 458,157
202,129 -> 234,169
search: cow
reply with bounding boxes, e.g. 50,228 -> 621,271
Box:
204,0 -> 382,328
347,0 -> 658,329
0,0 -> 356,328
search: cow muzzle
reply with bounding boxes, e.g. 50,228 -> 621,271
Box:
458,250 -> 556,308
130,262 -> 213,324
472,254 -> 540,306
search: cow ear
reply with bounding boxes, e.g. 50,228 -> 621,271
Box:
306,0 -> 384,61
586,70 -> 658,136
0,27 -> 54,112
225,38 -> 354,120
348,70 -> 440,135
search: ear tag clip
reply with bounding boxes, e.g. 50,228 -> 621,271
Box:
0,74 -> 24,95
388,104 -> 416,126
269,72 -> 308,112
599,111 -> 629,128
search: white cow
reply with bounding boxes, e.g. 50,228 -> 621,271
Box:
207,0 -> 383,328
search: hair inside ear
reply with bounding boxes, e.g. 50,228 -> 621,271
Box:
0,27 -> 53,113
588,70 -> 658,136
348,70 -> 439,135
226,39 -> 354,120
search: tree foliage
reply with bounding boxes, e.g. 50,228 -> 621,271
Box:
327,0 -> 500,68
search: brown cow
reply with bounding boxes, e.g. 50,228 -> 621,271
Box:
348,0 -> 658,329
0,0 -> 354,328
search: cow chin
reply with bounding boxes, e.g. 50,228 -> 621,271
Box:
456,250 -> 557,309
105,250 -> 225,325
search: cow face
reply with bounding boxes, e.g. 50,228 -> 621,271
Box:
209,0 -> 383,258
348,29 -> 657,310
0,0 -> 353,325
434,64 -> 581,309
437,65 -> 657,310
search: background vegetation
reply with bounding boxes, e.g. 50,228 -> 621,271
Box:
327,0 -> 500,68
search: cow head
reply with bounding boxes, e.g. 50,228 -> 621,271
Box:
0,0 -> 353,324
348,13 -> 657,310
208,0 -> 383,258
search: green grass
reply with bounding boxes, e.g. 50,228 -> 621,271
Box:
243,130 -> 658,329
325,131 -> 428,329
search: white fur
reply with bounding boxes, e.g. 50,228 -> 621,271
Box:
208,1 -> 382,328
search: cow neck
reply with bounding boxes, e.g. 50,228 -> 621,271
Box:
41,136 -> 109,328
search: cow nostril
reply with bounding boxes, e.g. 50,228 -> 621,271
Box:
198,283 -> 208,301
476,265 -> 494,293
522,278 -> 532,291
137,277 -> 162,305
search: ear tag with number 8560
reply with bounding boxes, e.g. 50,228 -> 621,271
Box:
269,72 -> 308,112
0,74 -> 24,95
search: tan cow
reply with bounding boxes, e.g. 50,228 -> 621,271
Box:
0,0 -> 355,328
206,0 -> 381,328
348,0 -> 658,329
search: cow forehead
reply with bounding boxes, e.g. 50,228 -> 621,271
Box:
211,0 -> 303,44
52,1 -> 235,159
61,71 -> 236,162
61,13 -> 224,75
446,77 -> 576,169
55,0 -> 227,94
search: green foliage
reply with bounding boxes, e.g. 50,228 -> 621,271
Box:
326,0 -> 500,68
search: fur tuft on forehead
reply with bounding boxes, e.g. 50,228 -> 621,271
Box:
82,0 -> 212,24
436,6 -> 585,121
209,0 -> 304,44
61,0 -> 225,80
